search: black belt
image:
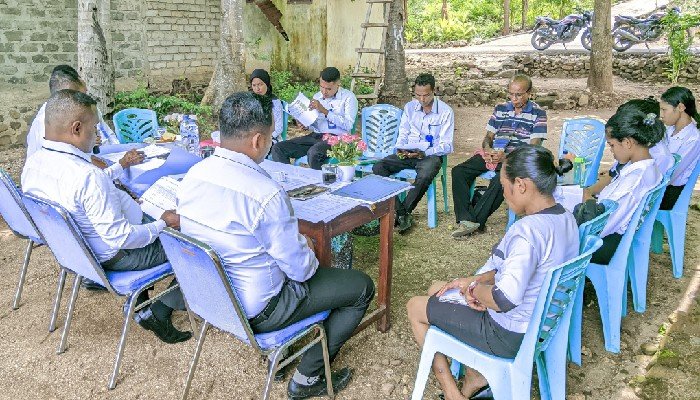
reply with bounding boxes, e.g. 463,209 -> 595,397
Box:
249,289 -> 282,326
102,250 -> 127,267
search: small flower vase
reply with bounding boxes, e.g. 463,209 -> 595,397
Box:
338,164 -> 356,182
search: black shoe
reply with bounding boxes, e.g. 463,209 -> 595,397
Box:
270,357 -> 295,382
470,385 -> 493,399
287,367 -> 353,399
397,214 -> 413,234
81,278 -> 107,291
134,308 -> 192,344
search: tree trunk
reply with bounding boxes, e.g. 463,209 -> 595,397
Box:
378,0 -> 409,108
77,0 -> 114,115
521,0 -> 528,30
588,0 -> 613,95
202,0 -> 247,112
503,0 -> 511,35
441,0 -> 448,20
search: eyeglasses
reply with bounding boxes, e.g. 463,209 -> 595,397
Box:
508,92 -> 529,98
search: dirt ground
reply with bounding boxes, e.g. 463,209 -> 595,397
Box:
1,78 -> 699,400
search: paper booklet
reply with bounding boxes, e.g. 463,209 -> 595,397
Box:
139,176 -> 180,219
287,92 -> 320,127
395,141 -> 430,152
438,288 -> 469,306
332,175 -> 412,204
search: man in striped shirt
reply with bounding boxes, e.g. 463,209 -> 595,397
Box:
451,75 -> 547,238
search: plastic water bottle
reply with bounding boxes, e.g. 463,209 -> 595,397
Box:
179,115 -> 200,155
573,157 -> 586,186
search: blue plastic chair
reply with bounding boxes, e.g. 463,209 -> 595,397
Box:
158,228 -> 333,400
626,155 -> 680,315
567,199 -> 618,365
558,117 -> 607,187
113,108 -> 159,144
21,194 -> 178,390
0,168 -> 44,310
393,155 -> 449,228
651,157 -> 700,278
355,104 -> 403,174
574,177 -> 668,354
413,235 -> 602,400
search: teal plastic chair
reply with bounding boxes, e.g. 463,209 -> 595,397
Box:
567,199 -> 618,366
355,104 -> 402,174
651,158 -> 700,278
575,176 -> 668,354
113,108 -> 159,144
413,235 -> 602,400
393,155 -> 449,229
626,155 -> 680,314
557,117 -> 607,187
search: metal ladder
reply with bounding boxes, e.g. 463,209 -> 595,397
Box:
350,0 -> 392,104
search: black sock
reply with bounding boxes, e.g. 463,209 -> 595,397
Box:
150,300 -> 173,322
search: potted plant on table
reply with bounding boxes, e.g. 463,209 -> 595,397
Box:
323,134 -> 367,182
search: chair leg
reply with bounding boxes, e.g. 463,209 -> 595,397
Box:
182,321 -> 210,400
411,333 -> 437,400
183,299 -> 200,341
667,217 -> 686,279
57,274 -> 81,354
427,182 -> 437,229
567,282 -> 585,366
263,347 -> 284,400
651,220 -> 665,254
49,269 -> 68,332
319,326 -> 335,399
629,239 -> 651,313
441,170 -> 449,213
108,293 -> 140,389
12,239 -> 34,310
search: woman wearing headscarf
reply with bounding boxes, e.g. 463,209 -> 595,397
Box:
250,68 -> 285,144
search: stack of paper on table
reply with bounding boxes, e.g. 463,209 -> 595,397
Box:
99,144 -> 171,164
287,92 -> 320,127
332,175 -> 412,204
139,176 -> 180,219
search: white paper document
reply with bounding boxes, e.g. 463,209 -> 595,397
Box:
554,185 -> 584,213
291,193 -> 362,223
139,176 -> 180,219
438,288 -> 469,306
100,144 -> 170,164
287,92 -> 320,127
395,141 -> 430,152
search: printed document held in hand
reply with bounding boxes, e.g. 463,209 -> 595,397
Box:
139,176 -> 180,219
288,92 -> 320,127
395,141 -> 430,152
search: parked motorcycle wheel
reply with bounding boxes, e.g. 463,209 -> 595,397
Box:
612,29 -> 634,52
581,29 -> 592,51
531,27 -> 555,50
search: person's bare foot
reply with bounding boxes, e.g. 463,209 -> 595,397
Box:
438,389 -> 467,400
460,371 -> 488,398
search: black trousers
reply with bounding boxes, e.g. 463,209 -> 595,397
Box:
590,233 -> 623,265
372,154 -> 443,216
102,240 -> 184,310
452,154 -> 504,228
250,268 -> 375,377
270,132 -> 331,170
659,184 -> 684,210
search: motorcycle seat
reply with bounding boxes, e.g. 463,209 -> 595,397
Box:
538,16 -> 559,25
616,15 -> 658,24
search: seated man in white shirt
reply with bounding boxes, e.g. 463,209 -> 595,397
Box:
22,89 -> 191,344
177,92 -> 375,399
372,73 -> 454,234
270,67 -> 358,170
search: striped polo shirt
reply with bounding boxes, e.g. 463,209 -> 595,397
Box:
486,100 -> 548,153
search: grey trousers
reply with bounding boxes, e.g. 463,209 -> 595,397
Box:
103,240 -> 185,310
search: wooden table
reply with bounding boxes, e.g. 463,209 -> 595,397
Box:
299,198 -> 395,333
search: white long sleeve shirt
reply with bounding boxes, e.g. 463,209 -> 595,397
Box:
26,102 -> 120,160
598,158 -> 662,238
177,147 -> 318,318
21,140 -> 165,263
663,121 -> 700,186
395,98 -> 455,157
309,87 -> 358,135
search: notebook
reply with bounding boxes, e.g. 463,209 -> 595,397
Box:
332,175 -> 411,203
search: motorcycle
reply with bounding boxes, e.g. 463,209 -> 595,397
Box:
531,10 -> 593,51
611,7 -> 680,52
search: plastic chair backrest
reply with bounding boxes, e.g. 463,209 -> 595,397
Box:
558,118 -> 606,187
361,104 -> 402,159
535,235 -> 602,353
113,108 -> 159,144
664,153 -> 681,181
578,199 -> 618,244
0,169 -> 41,242
671,156 -> 700,213
21,194 -> 112,289
280,100 -> 289,141
159,227 -> 260,349
636,175 -> 670,232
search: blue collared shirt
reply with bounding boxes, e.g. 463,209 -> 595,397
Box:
486,100 -> 547,152
309,87 -> 358,135
396,98 -> 455,157
177,147 -> 319,318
